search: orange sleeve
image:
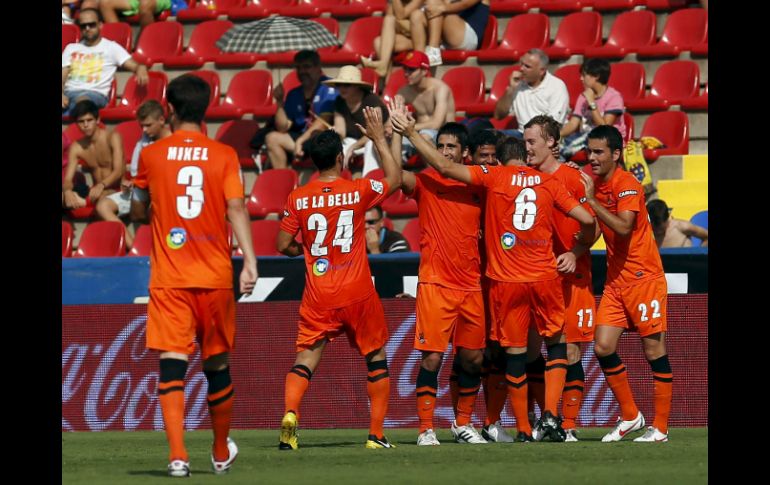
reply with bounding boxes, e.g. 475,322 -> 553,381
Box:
467,164 -> 494,187
222,146 -> 244,200
615,176 -> 643,213
551,178 -> 580,215
279,192 -> 300,235
361,178 -> 390,209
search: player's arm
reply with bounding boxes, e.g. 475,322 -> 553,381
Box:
104,130 -> 125,188
580,171 -> 635,237
62,143 -> 81,192
227,197 -> 258,295
679,220 -> 708,247
277,230 -> 303,257
414,83 -> 449,131
559,115 -> 581,138
357,106 -> 402,196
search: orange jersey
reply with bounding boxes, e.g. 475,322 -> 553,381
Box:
550,164 -> 595,284
594,168 -> 664,288
468,165 -> 580,282
280,177 -> 389,310
134,130 -> 244,289
412,168 -> 483,290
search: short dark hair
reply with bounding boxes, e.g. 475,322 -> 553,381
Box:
581,58 -> 611,85
77,7 -> 103,23
496,136 -> 526,164
367,205 -> 384,219
524,114 -> 561,145
587,125 -> 624,154
468,129 -> 500,155
437,122 -> 469,151
294,50 -> 321,66
646,199 -> 671,228
309,130 -> 342,171
167,74 -> 210,124
71,100 -> 100,120
136,99 -> 165,120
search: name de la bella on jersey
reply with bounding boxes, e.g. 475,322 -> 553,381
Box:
293,191 -> 361,211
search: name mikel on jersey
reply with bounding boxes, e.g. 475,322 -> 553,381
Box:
167,146 -> 210,161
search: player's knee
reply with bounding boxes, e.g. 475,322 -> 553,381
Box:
421,352 -> 443,372
159,358 -> 188,383
593,340 -> 615,358
459,349 -> 483,373
567,344 -> 582,364
202,352 -> 229,371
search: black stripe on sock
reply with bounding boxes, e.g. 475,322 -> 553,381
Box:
368,372 -> 390,383
653,375 -> 673,383
208,388 -> 234,407
159,385 -> 184,395
563,384 -> 584,392
604,366 -> 627,377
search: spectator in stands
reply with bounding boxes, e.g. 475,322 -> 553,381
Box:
423,0 -> 490,67
387,51 -> 455,168
493,49 -> 570,136
62,100 -> 124,210
95,100 -> 171,248
468,128 -> 500,166
323,66 -> 390,170
94,0 -> 170,28
559,59 -> 627,160
265,51 -> 339,169
647,199 -> 708,248
365,206 -> 411,254
361,0 -> 428,77
62,8 -> 149,116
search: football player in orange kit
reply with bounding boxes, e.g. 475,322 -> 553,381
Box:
131,74 -> 258,477
580,125 -> 672,443
276,107 -> 401,450
390,107 -> 596,442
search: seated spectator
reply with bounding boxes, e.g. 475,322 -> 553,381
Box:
560,58 -> 626,159
361,0 -> 427,77
62,100 -> 124,210
95,100 -> 171,248
62,8 -> 148,116
322,66 -> 390,170
365,206 -> 411,254
422,0 -> 490,67
96,0 -> 170,28
647,199 -> 708,248
264,50 -> 339,169
493,49 -> 570,137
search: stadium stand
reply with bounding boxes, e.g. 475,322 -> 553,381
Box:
246,169 -> 299,218
583,10 -> 657,59
73,221 -> 127,257
476,13 -> 549,63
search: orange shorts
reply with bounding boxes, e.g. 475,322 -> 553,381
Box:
562,278 -> 597,344
488,278 -> 565,348
146,287 -> 236,360
414,283 -> 486,352
297,294 -> 388,356
596,276 -> 668,337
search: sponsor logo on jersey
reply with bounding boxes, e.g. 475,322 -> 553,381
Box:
166,227 -> 187,249
369,179 -> 384,194
500,232 -> 516,250
283,209 -> 290,217
618,189 -> 638,199
480,165 -> 489,174
313,258 -> 330,276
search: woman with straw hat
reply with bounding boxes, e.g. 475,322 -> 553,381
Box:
323,66 -> 390,173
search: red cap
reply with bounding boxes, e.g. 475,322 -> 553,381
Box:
395,50 -> 430,69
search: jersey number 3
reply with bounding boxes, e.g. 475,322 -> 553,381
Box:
307,210 -> 354,256
176,166 -> 204,219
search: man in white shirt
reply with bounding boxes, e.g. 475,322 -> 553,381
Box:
493,49 -> 570,137
62,8 -> 148,116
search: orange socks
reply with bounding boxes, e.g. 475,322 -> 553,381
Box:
597,352 -> 639,421
544,343 -> 568,415
284,364 -> 312,419
505,353 -> 531,434
367,360 -> 390,439
526,354 -> 546,414
455,369 -> 481,427
158,359 -> 189,462
650,355 -> 673,434
416,367 -> 439,433
204,367 -> 234,461
561,361 -> 585,430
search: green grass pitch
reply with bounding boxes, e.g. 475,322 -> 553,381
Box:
63,428 -> 707,484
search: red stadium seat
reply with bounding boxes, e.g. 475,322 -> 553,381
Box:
645,0 -> 688,11
465,66 -> 520,117
637,8 -> 708,58
62,23 -> 80,51
163,20 -> 258,69
382,190 -> 418,217
227,0 -> 291,20
583,10 -> 657,59
320,16 -> 382,64
214,119 -> 262,168
489,115 -> 517,131
187,70 -> 221,109
442,67 -> 486,112
132,21 -> 183,66
607,62 -> 646,105
680,83 -> 708,110
177,0 -> 245,22
101,22 -> 133,52
100,71 -> 168,121
539,0 -> 590,13
476,13 -> 549,63
553,64 -> 582,109
624,60 -> 700,111
382,68 -> 408,105
591,0 -> 645,11
114,120 -> 143,165
206,70 -> 276,119
401,218 -> 420,252
234,220 -> 282,256
489,0 -> 536,14
639,110 -> 689,161
264,17 -> 340,65
120,6 -> 171,23
622,111 -> 635,143
62,221 -> 74,257
73,221 -> 127,257
247,169 -> 299,218
128,224 -> 152,256
544,11 -> 602,60
442,15 -> 499,63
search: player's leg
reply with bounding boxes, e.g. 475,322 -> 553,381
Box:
364,347 -> 396,448
280,339 -> 326,450
481,341 -> 513,442
418,350 -> 444,444
202,352 -> 238,474
561,342 -> 585,441
525,328 -> 546,423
